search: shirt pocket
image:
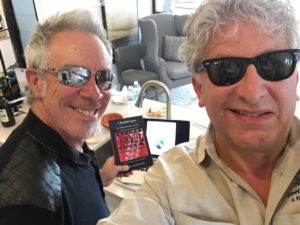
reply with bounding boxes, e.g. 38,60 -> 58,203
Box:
174,211 -> 236,225
274,213 -> 300,224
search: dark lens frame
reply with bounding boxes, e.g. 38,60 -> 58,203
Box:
194,49 -> 300,86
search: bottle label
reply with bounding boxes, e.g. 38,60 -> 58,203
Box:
0,109 -> 9,122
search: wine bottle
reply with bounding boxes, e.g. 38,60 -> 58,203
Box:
0,89 -> 15,127
0,15 -> 3,30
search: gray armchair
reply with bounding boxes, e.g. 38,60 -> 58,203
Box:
138,13 -> 191,89
114,44 -> 158,89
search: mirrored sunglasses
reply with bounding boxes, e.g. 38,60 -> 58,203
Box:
194,49 -> 300,86
44,66 -> 114,90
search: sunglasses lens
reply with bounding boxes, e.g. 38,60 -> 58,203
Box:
201,49 -> 299,86
204,58 -> 245,86
58,67 -> 89,87
95,71 -> 114,90
257,52 -> 294,81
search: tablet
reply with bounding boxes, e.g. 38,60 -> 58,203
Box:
143,118 -> 190,157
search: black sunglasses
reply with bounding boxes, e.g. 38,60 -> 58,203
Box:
44,66 -> 114,90
194,49 -> 300,86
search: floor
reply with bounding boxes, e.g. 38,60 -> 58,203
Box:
162,83 -> 198,107
144,83 -> 198,108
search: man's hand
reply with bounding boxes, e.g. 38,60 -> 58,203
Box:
100,156 -> 133,187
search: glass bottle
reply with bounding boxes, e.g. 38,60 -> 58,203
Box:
0,89 -> 15,127
132,81 -> 141,100
0,15 -> 3,30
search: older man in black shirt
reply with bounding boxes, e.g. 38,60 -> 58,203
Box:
0,9 -> 130,225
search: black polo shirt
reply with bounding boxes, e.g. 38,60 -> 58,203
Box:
0,110 -> 110,225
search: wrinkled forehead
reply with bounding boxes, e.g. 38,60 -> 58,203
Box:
46,31 -> 112,71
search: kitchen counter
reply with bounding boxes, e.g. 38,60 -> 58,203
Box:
0,97 -> 210,148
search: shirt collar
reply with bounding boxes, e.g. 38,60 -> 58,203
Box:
275,116 -> 300,177
196,117 -> 300,177
195,123 -> 217,164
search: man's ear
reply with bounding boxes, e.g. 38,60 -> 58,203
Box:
26,67 -> 42,96
192,75 -> 205,107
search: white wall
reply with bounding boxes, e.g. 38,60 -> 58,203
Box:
0,1 -> 16,71
105,0 -> 138,40
290,0 -> 300,21
34,0 -> 103,24
0,38 -> 16,71
137,0 -> 152,19
104,0 -> 152,41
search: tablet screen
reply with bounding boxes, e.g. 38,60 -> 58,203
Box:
144,119 -> 190,157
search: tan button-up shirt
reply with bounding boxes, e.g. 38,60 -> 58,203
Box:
98,117 -> 300,225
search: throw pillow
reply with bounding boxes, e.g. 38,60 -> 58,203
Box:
163,35 -> 185,62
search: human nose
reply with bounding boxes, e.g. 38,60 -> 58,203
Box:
80,75 -> 103,99
235,64 -> 267,104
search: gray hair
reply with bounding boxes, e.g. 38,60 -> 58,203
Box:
24,9 -> 112,103
180,0 -> 300,74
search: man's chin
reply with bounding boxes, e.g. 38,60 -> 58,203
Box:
83,122 -> 99,139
